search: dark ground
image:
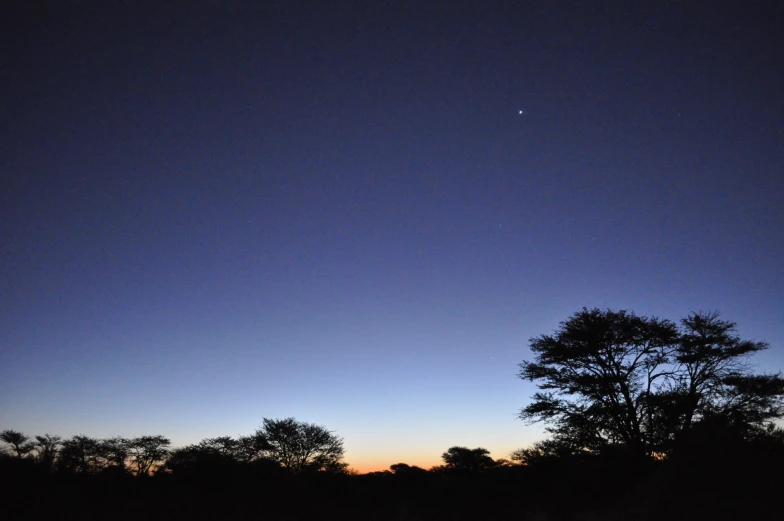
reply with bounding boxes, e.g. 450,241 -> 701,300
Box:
3,430 -> 781,521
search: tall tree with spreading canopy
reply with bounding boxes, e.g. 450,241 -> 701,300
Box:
517,308 -> 784,459
255,418 -> 346,473
127,435 -> 170,475
58,435 -> 105,473
101,437 -> 130,470
672,311 -> 783,434
33,434 -> 62,470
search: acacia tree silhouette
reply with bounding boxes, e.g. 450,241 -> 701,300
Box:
256,418 -> 346,473
673,311 -> 784,434
128,435 -> 170,475
390,463 -> 427,474
0,430 -> 34,458
441,446 -> 497,471
33,434 -> 62,470
58,435 -> 104,473
517,308 -> 784,460
100,436 -> 130,471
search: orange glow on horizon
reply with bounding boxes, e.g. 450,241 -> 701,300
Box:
350,457 -> 443,474
345,445 -> 523,474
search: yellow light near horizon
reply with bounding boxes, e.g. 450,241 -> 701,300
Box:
350,456 -> 442,474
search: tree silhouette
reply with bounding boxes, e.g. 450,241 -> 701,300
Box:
674,312 -> 784,435
0,430 -> 34,458
58,435 -> 104,473
389,463 -> 427,475
235,433 -> 272,463
164,442 -> 239,477
510,438 -> 585,465
441,446 -> 497,471
518,308 -> 784,458
199,436 -> 240,457
127,435 -> 170,475
101,437 -> 130,471
162,434 -> 275,476
256,418 -> 346,473
33,434 -> 62,470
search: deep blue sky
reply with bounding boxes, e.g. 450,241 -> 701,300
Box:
2,1 -> 782,471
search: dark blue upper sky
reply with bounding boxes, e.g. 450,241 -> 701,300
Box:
2,1 -> 782,471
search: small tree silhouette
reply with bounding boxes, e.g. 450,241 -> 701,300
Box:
0,430 -> 34,458
441,446 -> 496,471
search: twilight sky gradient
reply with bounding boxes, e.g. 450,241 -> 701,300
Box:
2,2 -> 783,472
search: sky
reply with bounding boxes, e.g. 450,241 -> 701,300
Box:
1,1 -> 782,473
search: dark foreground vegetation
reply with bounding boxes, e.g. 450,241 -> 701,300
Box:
3,308 -> 783,520
2,427 -> 782,521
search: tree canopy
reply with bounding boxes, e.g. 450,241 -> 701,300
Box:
0,430 -> 34,458
518,308 -> 784,460
441,446 -> 497,472
256,417 -> 346,473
